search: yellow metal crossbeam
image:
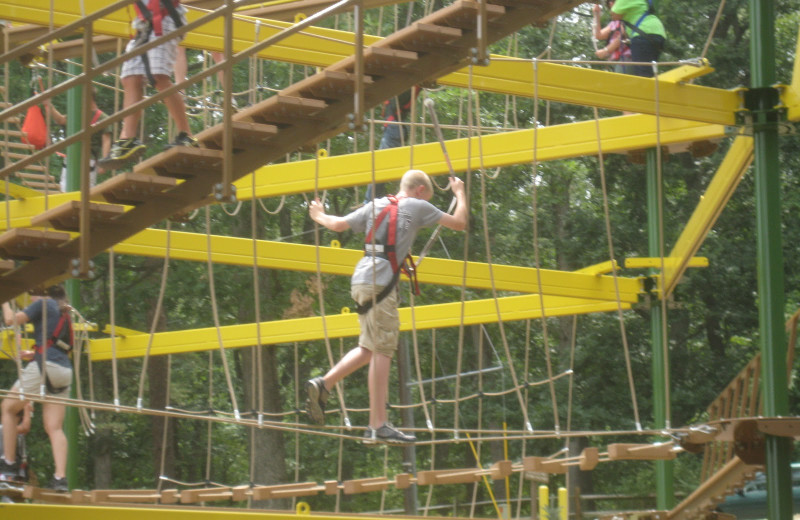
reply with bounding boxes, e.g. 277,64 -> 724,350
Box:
237,115 -> 727,198
89,293 -> 631,360
3,1 -> 739,122
108,229 -> 642,301
624,257 -> 709,269
662,136 -> 753,296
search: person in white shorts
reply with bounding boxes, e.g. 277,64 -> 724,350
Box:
99,0 -> 197,169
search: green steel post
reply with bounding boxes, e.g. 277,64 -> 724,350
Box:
749,1 -> 792,518
64,63 -> 81,490
646,148 -> 673,510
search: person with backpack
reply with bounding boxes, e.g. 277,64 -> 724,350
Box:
99,0 -> 197,170
305,170 -> 467,444
0,285 -> 73,492
593,0 -> 632,74
611,0 -> 666,77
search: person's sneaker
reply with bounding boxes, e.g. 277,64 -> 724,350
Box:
304,376 -> 329,425
47,476 -> 68,493
99,138 -> 146,169
0,459 -> 19,483
373,422 -> 416,445
166,131 -> 199,150
362,426 -> 376,445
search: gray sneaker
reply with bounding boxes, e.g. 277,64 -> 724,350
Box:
362,426 -> 376,445
372,422 -> 416,445
304,377 -> 329,425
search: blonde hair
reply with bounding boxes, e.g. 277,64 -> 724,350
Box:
400,169 -> 433,196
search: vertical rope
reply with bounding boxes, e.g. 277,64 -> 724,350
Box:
109,249 -> 120,409
529,59 -> 561,433
592,106 -> 641,430
204,206 -> 241,419
474,64 -> 533,432
156,354 -> 172,492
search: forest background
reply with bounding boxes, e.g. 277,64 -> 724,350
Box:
2,0 -> 800,516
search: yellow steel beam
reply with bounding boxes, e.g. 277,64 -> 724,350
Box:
1,116 -> 725,209
662,136 -> 753,297
89,293 -> 630,360
787,22 -> 800,122
237,116 -> 727,198
624,257 -> 709,269
106,229 -> 642,301
3,1 -> 739,123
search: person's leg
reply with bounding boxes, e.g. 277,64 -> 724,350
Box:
322,346 -> 372,390
153,75 -> 193,136
367,352 -> 392,428
120,75 -> 145,139
42,402 -> 67,478
1,394 -> 24,464
173,46 -> 188,84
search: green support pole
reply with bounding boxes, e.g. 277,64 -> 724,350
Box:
64,63 -> 81,490
646,149 -> 673,510
748,1 -> 792,518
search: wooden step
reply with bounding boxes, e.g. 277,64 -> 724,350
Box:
0,116 -> 21,126
22,180 -> 61,191
90,172 -> 178,206
235,95 -> 327,126
429,0 -> 506,29
360,47 -> 419,75
291,70 -> 374,102
0,259 -> 15,274
389,23 -> 464,53
134,147 -> 223,179
17,172 -> 57,182
3,141 -> 35,150
30,200 -> 126,232
0,130 -> 27,139
195,121 -> 279,151
49,35 -> 121,62
24,165 -> 48,172
0,228 -> 70,261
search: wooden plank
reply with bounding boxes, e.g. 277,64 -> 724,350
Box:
235,95 -> 327,126
21,180 -> 61,191
417,468 -> 482,485
608,443 -> 677,461
179,486 -> 232,504
522,456 -> 567,474
134,147 -> 224,179
342,477 -> 391,494
429,0 -> 505,29
293,70 -> 375,101
195,121 -> 279,151
90,172 -> 178,206
0,228 -> 70,260
90,489 -> 164,503
250,482 -> 320,501
388,23 -> 463,53
30,200 -> 126,232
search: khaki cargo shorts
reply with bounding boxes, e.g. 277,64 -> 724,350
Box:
351,283 -> 399,357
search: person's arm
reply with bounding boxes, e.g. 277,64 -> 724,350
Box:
596,30 -> 621,59
309,198 -> 351,232
593,4 -> 612,39
45,100 -> 67,126
437,177 -> 468,231
2,302 -> 28,327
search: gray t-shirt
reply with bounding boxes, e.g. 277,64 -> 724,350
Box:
345,196 -> 444,286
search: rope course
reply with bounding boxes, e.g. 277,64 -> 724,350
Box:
0,0 -> 793,518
